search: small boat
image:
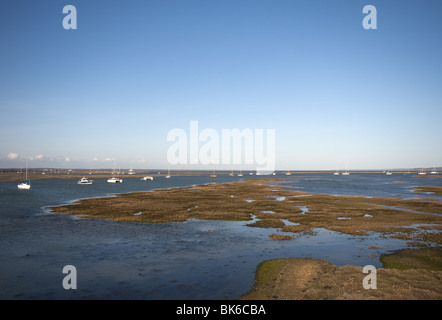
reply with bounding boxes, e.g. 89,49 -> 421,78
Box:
209,174 -> 217,178
341,170 -> 350,176
418,168 -> 426,175
17,180 -> 31,189
141,176 -> 153,181
430,165 -> 438,175
385,171 -> 392,175
78,177 -> 94,185
18,158 -> 31,190
108,159 -> 123,183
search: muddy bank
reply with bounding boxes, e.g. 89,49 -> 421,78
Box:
48,179 -> 442,247
240,247 -> 442,300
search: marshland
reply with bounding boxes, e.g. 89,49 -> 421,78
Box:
1,172 -> 441,299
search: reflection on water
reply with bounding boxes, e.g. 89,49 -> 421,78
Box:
0,173 -> 441,299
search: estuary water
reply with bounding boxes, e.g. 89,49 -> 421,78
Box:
0,172 -> 441,300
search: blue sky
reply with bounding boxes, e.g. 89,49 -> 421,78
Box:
1,0 -> 441,170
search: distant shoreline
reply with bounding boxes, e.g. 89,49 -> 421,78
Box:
1,169 -> 440,182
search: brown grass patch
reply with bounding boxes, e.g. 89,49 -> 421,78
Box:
47,180 -> 442,244
241,248 -> 442,300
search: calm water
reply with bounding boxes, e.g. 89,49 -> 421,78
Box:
0,173 -> 441,299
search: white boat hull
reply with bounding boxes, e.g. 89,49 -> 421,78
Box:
78,178 -> 93,184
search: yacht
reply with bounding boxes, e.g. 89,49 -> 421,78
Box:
17,180 -> 31,189
141,176 -> 153,181
17,158 -> 31,190
108,159 -> 123,183
385,171 -> 392,175
78,177 -> 94,185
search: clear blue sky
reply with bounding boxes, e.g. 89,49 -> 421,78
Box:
1,0 -> 441,170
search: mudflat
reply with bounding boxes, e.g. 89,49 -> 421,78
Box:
48,178 -> 442,246
241,247 -> 442,300
47,178 -> 442,300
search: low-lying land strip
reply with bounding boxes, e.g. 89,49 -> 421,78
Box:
240,247 -> 442,300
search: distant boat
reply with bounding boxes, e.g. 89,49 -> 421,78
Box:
128,168 -> 135,175
107,177 -> 123,183
333,169 -> 340,175
385,171 -> 392,175
430,165 -> 438,175
141,176 -> 153,181
17,157 -> 31,190
108,159 -> 123,183
78,177 -> 93,185
341,165 -> 350,175
165,164 -> 171,179
418,168 -> 426,175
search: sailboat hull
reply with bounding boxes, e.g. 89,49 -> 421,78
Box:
18,183 -> 31,189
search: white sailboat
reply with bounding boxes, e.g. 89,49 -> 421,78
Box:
430,165 -> 438,175
17,157 -> 31,190
107,159 -> 123,183
341,166 -> 350,176
165,164 -> 171,179
418,168 -> 426,175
